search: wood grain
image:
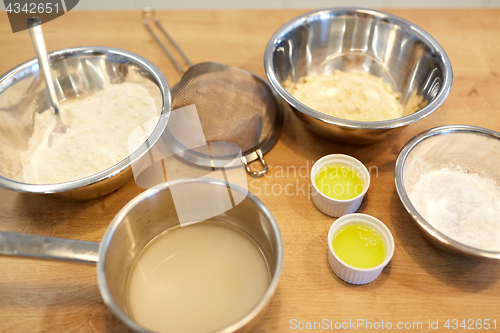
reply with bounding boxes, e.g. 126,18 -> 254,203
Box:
0,8 -> 500,333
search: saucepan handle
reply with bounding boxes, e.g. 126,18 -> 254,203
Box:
0,231 -> 99,265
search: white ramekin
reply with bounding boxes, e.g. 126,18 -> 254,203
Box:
310,154 -> 370,217
328,213 -> 394,285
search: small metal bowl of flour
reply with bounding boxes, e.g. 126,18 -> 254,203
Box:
0,46 -> 170,199
395,125 -> 500,260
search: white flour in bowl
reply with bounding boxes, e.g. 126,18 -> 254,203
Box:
408,165 -> 500,251
20,82 -> 158,184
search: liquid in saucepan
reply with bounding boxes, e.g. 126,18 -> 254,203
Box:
126,221 -> 270,333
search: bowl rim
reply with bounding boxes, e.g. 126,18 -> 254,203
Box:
0,46 -> 171,194
394,124 -> 500,260
264,7 -> 453,130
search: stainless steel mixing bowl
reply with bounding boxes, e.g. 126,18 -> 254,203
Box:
0,178 -> 283,332
395,125 -> 500,260
264,8 -> 453,144
0,46 -> 171,199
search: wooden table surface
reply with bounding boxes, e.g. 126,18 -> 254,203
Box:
1,8 -> 500,333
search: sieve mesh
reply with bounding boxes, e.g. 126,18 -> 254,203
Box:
171,62 -> 278,156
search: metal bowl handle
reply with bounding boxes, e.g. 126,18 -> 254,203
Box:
241,149 -> 269,178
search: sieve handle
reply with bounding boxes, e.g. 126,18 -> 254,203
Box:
241,149 -> 269,178
0,231 -> 99,265
142,8 -> 193,73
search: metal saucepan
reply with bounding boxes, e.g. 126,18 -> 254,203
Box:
0,178 -> 284,332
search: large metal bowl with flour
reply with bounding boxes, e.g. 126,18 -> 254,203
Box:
265,8 -> 453,144
0,46 -> 171,200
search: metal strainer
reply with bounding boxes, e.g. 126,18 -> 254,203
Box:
142,9 -> 283,177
